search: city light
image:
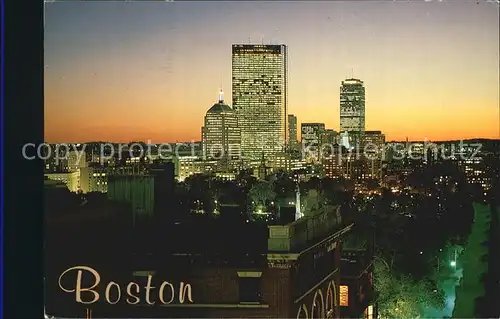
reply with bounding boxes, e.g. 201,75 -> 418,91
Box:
42,5 -> 499,319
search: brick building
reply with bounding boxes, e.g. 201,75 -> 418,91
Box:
46,203 -> 354,318
340,249 -> 377,319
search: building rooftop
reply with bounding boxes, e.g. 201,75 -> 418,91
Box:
44,179 -> 68,188
207,102 -> 233,113
267,204 -> 352,253
342,78 -> 364,84
341,249 -> 374,278
47,199 -> 353,266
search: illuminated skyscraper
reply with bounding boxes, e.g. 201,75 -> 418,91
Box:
363,131 -> 386,180
232,44 -> 288,162
288,114 -> 298,151
340,79 -> 365,147
202,89 -> 241,161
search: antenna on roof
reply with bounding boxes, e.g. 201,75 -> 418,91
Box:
218,77 -> 224,103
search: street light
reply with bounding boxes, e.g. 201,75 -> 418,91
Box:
450,247 -> 457,267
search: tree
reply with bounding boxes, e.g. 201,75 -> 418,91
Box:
302,189 -> 324,217
272,173 -> 296,199
366,178 -> 380,190
374,257 -> 445,319
248,181 -> 276,210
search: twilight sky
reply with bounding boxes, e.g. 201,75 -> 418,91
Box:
45,1 -> 499,143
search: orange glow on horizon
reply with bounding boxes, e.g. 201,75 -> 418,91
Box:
44,1 -> 499,144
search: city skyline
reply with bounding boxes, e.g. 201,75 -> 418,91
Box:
45,1 -> 499,143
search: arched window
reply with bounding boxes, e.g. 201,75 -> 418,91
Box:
297,304 -> 309,319
326,285 -> 334,317
326,280 -> 337,318
311,289 -> 325,319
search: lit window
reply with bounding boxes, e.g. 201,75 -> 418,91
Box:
367,305 -> 373,319
340,285 -> 349,306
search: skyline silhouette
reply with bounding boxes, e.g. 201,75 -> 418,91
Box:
44,1 -> 499,143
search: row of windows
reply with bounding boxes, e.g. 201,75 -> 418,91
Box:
92,173 -> 106,177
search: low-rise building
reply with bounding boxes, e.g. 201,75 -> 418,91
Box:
107,174 -> 155,218
80,166 -> 108,193
46,203 -> 354,319
44,171 -> 80,192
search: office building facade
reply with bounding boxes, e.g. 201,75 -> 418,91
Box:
107,174 -> 155,217
340,79 -> 365,147
79,166 -> 108,193
232,44 -> 288,162
202,90 -> 241,162
363,131 -> 385,154
301,123 -> 326,163
288,114 -> 298,151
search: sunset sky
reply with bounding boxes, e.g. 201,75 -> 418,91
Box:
45,1 -> 499,143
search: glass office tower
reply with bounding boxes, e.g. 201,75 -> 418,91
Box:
340,78 -> 366,147
232,44 -> 288,162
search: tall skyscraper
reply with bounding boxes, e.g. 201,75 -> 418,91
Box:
288,114 -> 298,151
202,89 -> 241,161
363,131 -> 386,180
340,79 -> 365,147
232,44 -> 288,162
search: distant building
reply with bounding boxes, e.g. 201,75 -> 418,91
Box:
176,156 -> 218,182
340,79 -> 365,146
202,89 -> 241,163
255,154 -> 270,180
288,114 -> 298,151
301,123 -> 326,163
363,131 -> 385,180
232,44 -> 288,161
459,155 -> 493,192
270,152 -> 307,173
44,171 -> 80,193
107,174 -> 155,218
321,129 -> 339,157
363,131 -> 385,154
323,152 -> 343,179
80,166 -> 108,193
215,172 -> 237,181
44,144 -> 68,173
67,150 -> 87,172
150,162 -> 175,216
322,129 -> 338,145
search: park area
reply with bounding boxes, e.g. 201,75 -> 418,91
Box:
452,203 -> 491,318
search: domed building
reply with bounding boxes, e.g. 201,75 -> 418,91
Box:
201,89 -> 241,162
